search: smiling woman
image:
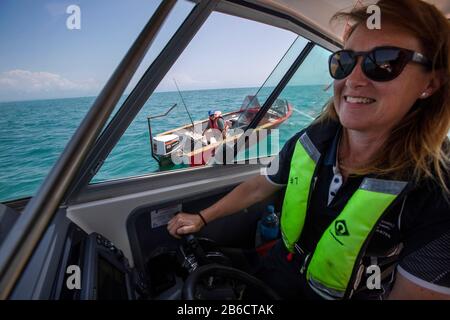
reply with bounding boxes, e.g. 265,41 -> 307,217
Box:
320,0 -> 450,192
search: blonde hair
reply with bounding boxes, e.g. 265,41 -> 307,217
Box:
317,0 -> 450,194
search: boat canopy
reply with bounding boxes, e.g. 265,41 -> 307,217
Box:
242,0 -> 450,46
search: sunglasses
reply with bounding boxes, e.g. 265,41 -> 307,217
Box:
329,46 -> 432,82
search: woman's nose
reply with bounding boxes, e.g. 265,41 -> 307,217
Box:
345,57 -> 370,89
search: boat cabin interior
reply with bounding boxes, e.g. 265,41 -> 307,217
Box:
0,0 -> 449,300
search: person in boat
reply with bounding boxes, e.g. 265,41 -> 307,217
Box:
203,110 -> 229,142
168,0 -> 450,300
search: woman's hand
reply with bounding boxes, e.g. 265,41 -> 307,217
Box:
167,212 -> 205,238
166,175 -> 281,239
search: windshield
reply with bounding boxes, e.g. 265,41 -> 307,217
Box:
0,0 -> 187,202
92,11 -> 297,183
235,44 -> 334,162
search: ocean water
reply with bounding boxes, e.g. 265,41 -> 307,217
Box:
0,85 -> 332,202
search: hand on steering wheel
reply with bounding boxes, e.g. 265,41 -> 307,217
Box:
167,212 -> 205,239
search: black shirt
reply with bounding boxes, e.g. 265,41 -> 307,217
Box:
265,129 -> 450,299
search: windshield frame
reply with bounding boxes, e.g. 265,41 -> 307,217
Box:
64,0 -> 219,202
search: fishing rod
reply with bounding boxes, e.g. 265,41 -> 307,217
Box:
323,82 -> 332,91
173,78 -> 195,129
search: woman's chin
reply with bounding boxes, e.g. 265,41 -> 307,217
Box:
338,115 -> 373,131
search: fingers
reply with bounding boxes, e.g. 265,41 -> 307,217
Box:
167,212 -> 202,238
167,214 -> 183,238
167,222 -> 181,239
177,225 -> 197,235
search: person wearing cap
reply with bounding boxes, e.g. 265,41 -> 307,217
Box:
203,110 -> 228,140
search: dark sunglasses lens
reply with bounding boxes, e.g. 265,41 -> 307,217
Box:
363,48 -> 408,81
329,51 -> 355,79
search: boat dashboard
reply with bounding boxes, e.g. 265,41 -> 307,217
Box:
58,227 -> 277,300
5,173 -> 282,300
55,227 -> 140,300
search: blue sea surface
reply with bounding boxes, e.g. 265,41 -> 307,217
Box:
0,85 -> 332,202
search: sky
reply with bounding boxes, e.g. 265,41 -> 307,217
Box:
0,0 -> 332,102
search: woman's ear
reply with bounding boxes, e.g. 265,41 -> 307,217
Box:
421,70 -> 446,98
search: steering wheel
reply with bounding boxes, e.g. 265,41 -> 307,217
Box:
180,235 -> 280,300
182,264 -> 281,300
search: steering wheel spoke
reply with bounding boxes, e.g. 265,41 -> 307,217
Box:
182,264 -> 281,300
180,234 -> 280,300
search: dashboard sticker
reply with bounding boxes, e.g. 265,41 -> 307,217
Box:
150,204 -> 182,228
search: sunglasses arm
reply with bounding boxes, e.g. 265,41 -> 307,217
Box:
412,52 -> 431,67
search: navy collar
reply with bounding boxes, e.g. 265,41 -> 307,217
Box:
324,126 -> 342,166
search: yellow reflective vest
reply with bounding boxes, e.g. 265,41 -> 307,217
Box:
280,127 -> 408,299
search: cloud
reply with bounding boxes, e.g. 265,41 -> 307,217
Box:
156,73 -> 220,92
0,69 -> 99,100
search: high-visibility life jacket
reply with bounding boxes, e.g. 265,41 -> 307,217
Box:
280,123 -> 408,299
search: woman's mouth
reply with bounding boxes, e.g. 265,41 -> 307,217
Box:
344,95 -> 376,104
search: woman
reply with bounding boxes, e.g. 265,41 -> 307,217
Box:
168,0 -> 450,300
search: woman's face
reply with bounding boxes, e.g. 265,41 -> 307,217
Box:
333,23 -> 434,133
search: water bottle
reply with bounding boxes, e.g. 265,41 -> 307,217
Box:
260,205 -> 279,242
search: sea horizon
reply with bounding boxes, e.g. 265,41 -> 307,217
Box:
0,83 -> 330,105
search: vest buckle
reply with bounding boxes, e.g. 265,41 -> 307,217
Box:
294,243 -> 311,274
300,254 -> 310,274
294,243 -> 306,255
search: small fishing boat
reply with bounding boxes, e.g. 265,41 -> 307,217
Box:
148,95 -> 293,167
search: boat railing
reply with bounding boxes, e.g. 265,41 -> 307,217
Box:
268,98 -> 289,118
147,103 -> 178,165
